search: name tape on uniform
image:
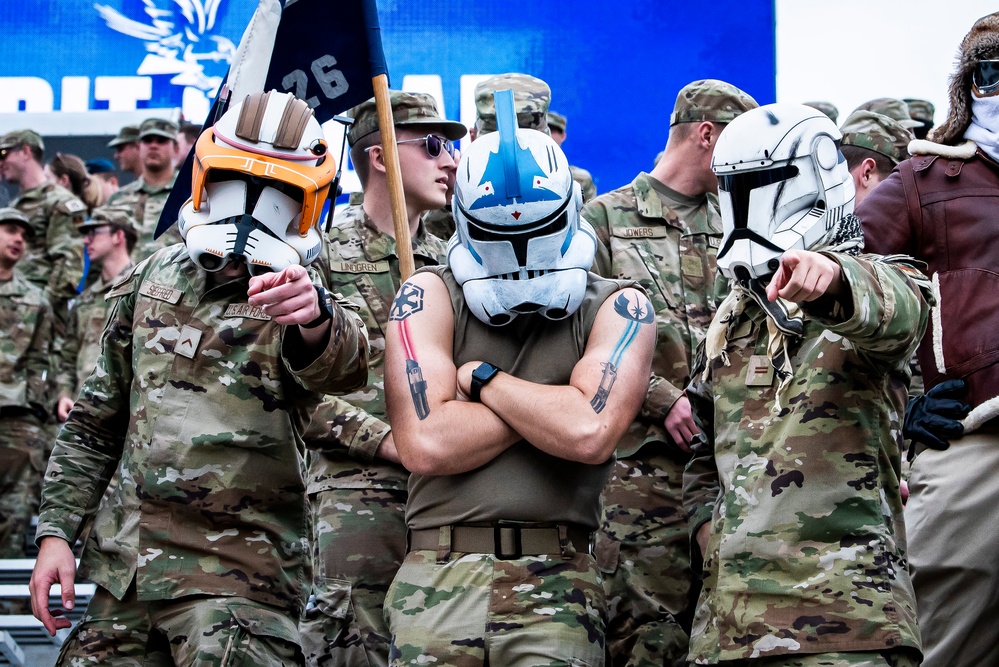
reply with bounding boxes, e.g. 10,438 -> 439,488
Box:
139,281 -> 183,304
224,304 -> 272,321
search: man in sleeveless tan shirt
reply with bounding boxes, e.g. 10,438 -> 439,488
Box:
384,92 -> 655,666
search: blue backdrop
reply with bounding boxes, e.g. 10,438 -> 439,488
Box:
0,0 -> 775,196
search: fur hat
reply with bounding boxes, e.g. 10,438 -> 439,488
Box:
932,12 -> 999,146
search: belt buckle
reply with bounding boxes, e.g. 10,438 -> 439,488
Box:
493,521 -> 523,559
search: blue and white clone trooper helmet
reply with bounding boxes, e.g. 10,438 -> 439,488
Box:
712,102 -> 855,283
178,90 -> 335,275
449,89 -> 596,326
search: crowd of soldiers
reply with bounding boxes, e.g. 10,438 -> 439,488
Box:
1,9 -> 998,667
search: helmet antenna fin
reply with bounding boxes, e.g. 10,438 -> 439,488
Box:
494,89 -> 522,200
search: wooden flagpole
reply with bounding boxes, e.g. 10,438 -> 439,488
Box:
372,73 -> 415,280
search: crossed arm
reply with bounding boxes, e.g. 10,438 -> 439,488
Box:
385,271 -> 655,476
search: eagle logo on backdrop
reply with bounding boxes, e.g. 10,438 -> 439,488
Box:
94,0 -> 237,94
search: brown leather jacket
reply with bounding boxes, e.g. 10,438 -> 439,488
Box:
858,143 -> 999,431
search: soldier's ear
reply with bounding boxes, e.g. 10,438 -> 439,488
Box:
697,121 -> 718,150
367,145 -> 387,175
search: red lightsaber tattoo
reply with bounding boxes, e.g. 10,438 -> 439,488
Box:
391,284 -> 430,420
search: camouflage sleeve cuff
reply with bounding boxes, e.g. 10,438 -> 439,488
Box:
347,415 -> 391,461
284,305 -> 369,394
641,375 -> 684,422
34,521 -> 75,547
811,252 -> 925,363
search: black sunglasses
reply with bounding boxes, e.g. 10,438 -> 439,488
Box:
368,134 -> 456,160
974,60 -> 999,96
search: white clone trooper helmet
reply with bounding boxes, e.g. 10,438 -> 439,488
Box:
449,88 -> 596,326
712,102 -> 855,283
178,90 -> 335,274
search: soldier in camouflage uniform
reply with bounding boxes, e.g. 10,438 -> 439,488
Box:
839,110 -> 913,207
383,101 -> 655,665
105,118 -> 182,263
0,129 -> 87,331
0,207 -> 53,558
54,206 -> 137,421
423,72 -> 553,242
108,124 -> 142,179
683,103 -> 925,667
802,101 -> 839,124
29,91 -> 369,666
549,111 -> 598,202
850,98 -> 923,133
902,98 -> 935,140
582,79 -> 757,667
299,91 -> 464,667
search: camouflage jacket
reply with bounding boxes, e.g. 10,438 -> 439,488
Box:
57,263 -> 135,401
682,253 -> 928,663
105,172 -> 182,263
11,182 -> 86,313
0,271 -> 52,413
305,205 -> 447,492
583,171 -> 726,457
571,164 -> 597,203
36,244 -> 369,613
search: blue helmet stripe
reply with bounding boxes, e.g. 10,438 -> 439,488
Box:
494,88 -> 521,200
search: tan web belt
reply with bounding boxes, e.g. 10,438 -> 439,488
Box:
408,522 -> 593,559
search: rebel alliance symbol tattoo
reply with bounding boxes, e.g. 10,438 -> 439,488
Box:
390,283 -> 425,321
591,293 -> 654,413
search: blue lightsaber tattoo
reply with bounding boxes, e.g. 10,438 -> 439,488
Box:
591,293 -> 654,413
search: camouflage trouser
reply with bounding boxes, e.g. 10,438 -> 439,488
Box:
0,415 -> 46,558
907,432 -> 999,667
300,487 -> 407,667
386,548 -> 606,666
719,649 -> 921,666
596,450 -> 692,667
56,584 -> 304,666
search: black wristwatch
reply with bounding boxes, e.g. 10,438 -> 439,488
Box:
302,285 -> 335,328
470,362 -> 501,402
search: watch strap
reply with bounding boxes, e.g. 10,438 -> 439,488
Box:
470,362 -> 501,402
302,285 -> 334,328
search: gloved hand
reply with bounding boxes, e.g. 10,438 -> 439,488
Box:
903,378 -> 972,453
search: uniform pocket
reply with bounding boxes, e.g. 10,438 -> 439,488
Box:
221,603 -> 303,667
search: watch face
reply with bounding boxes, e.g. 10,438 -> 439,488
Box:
473,363 -> 498,381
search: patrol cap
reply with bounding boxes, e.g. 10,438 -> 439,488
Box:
903,98 -> 935,125
107,124 -> 140,148
670,79 -> 759,126
851,98 -> 922,129
474,73 -> 551,135
0,207 -> 32,237
85,157 -> 116,175
0,129 -> 44,153
79,206 -> 138,239
547,111 -> 567,133
803,101 -> 840,124
840,111 -> 913,165
138,118 -> 179,141
347,91 -> 467,146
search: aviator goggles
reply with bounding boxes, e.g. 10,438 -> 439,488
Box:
367,134 -> 456,160
974,60 -> 999,97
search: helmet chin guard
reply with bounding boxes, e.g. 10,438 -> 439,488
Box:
711,102 -> 855,283
179,90 -> 334,273
450,89 -> 595,326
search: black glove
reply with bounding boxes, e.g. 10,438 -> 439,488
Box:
903,379 -> 972,454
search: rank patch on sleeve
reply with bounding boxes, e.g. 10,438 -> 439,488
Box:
175,325 -> 203,359
745,354 -> 775,387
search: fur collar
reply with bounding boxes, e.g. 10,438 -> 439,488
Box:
907,139 -> 978,159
